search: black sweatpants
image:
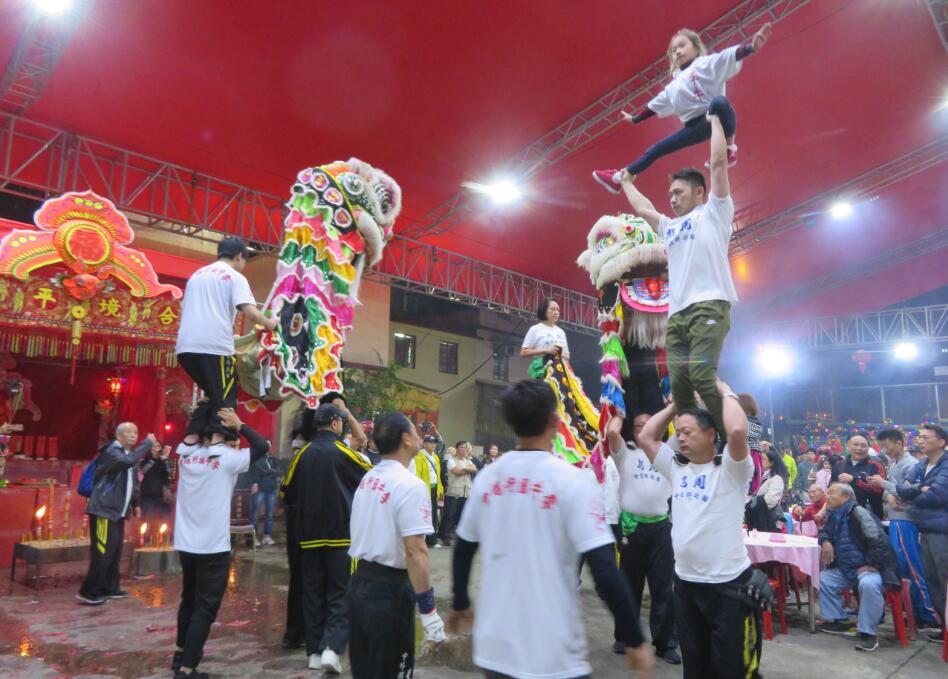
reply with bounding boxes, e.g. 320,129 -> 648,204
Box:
283,507 -> 305,644
620,519 -> 678,652
440,495 -> 466,544
177,352 -> 237,435
348,561 -> 415,679
176,550 -> 231,670
674,570 -> 763,679
79,515 -> 125,599
301,546 -> 352,655
426,487 -> 440,548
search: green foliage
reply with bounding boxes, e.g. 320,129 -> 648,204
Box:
342,359 -> 411,422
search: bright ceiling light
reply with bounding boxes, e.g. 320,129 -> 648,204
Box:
462,178 -> 524,206
755,343 -> 796,379
893,342 -> 919,361
31,0 -> 73,16
829,201 -> 853,219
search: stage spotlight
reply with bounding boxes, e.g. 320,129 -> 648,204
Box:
829,201 -> 853,219
893,342 -> 919,361
31,0 -> 72,16
755,343 -> 796,379
462,178 -> 523,206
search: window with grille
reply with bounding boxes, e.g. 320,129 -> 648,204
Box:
394,333 -> 416,368
492,344 -> 509,382
438,341 -> 459,374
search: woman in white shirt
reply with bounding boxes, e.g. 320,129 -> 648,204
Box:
750,449 -> 788,532
521,298 -> 570,376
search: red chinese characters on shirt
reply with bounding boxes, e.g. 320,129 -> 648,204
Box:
482,476 -> 557,510
359,475 -> 391,505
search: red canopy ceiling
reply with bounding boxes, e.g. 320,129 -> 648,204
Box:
2,0 -> 946,321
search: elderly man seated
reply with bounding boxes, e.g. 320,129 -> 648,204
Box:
817,483 -> 900,652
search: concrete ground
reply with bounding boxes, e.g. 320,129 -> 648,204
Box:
0,538 -> 943,678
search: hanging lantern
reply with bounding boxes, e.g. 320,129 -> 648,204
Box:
851,349 -> 872,373
107,376 -> 123,397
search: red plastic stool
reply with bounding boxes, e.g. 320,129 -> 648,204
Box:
883,587 -> 909,648
762,610 -> 774,640
899,578 -> 916,640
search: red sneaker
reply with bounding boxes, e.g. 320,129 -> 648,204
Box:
592,169 -> 623,195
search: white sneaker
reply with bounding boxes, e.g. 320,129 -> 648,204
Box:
321,648 -> 342,674
253,537 -> 261,547
262,535 -> 275,546
308,653 -> 321,670
433,542 -> 442,549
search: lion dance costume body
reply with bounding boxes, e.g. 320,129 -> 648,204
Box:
238,159 -> 401,407
547,214 -> 670,478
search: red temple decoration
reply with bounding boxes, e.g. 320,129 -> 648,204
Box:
0,191 -> 182,382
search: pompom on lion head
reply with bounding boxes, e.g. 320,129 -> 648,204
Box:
576,214 -> 666,289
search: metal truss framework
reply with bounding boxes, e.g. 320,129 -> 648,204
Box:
730,137 -> 948,255
0,113 -> 602,334
0,13 -> 75,115
926,0 -> 948,55
399,0 -> 812,239
741,226 -> 948,315
735,304 -> 948,350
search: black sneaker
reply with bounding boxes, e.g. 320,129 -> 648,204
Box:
818,620 -> 857,636
660,648 -> 683,665
107,590 -> 129,599
75,594 -> 107,606
927,630 -> 945,643
611,641 -> 626,654
173,671 -> 209,679
855,633 -> 878,652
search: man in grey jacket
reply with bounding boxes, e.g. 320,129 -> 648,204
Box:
77,422 -> 155,605
869,429 -> 940,628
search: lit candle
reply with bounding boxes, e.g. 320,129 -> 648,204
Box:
139,522 -> 148,547
159,523 -> 168,547
34,506 -> 46,541
46,483 -> 55,541
62,490 -> 71,542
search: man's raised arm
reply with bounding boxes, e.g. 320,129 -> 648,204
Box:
717,380 -> 748,461
707,113 -> 730,199
638,402 -> 676,463
620,174 -> 664,232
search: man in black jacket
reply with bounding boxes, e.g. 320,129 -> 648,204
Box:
139,440 -> 172,520
78,422 -> 155,605
281,403 -> 372,674
831,434 -> 886,519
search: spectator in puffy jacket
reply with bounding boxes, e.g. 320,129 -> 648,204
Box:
895,423 -> 948,642
138,439 -> 172,520
831,434 -> 886,519
817,483 -> 899,652
78,422 -> 155,605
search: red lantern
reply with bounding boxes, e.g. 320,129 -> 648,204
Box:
851,349 -> 872,373
107,377 -> 122,397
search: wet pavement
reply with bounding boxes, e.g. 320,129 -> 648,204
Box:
0,537 -> 945,678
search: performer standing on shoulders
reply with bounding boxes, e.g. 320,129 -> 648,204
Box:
631,380 -> 764,679
449,380 -> 654,678
520,298 -> 569,378
175,236 -> 277,440
618,112 -> 738,440
348,413 -> 446,679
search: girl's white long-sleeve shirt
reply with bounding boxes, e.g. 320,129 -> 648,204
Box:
648,45 -> 743,123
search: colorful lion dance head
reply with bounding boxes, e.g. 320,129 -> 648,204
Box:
238,158 -> 401,407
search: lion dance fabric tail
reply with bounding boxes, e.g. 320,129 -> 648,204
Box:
245,159 -> 401,408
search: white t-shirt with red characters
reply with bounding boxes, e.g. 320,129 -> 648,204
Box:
456,450 -> 614,679
174,442 -> 250,554
648,45 -> 743,123
349,459 -> 433,569
176,261 -> 256,356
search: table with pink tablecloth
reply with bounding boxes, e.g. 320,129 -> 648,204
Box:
745,532 -> 821,632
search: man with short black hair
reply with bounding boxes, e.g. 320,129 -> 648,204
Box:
176,236 -> 277,440
281,403 -> 372,673
870,428 -> 940,629
620,113 -> 737,439
449,380 -> 653,678
832,434 -> 885,519
895,423 -> 948,642
348,413 -> 446,678
636,380 -> 764,678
